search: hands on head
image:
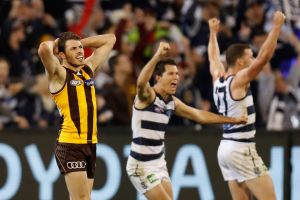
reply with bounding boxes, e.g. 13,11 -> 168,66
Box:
53,38 -> 63,64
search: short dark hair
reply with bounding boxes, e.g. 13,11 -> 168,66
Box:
225,43 -> 251,67
108,53 -> 121,76
58,32 -> 81,52
153,59 -> 177,78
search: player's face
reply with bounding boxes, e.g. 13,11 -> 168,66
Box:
159,64 -> 179,95
64,40 -> 84,67
242,49 -> 255,68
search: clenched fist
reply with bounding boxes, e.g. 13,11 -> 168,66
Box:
208,18 -> 220,34
154,42 -> 170,59
273,11 -> 286,27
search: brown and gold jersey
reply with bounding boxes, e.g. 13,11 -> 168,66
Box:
51,65 -> 98,144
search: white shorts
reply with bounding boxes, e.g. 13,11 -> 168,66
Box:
217,140 -> 269,183
126,156 -> 171,194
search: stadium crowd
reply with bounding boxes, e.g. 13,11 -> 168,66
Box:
0,0 -> 300,131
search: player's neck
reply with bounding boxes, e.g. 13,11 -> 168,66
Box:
153,85 -> 170,101
63,62 -> 82,72
227,67 -> 238,77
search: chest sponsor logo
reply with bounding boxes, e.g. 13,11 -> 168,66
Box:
84,78 -> 95,86
70,79 -> 83,86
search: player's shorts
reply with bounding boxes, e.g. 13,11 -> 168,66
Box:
54,142 -> 96,178
217,140 -> 269,183
126,156 -> 171,194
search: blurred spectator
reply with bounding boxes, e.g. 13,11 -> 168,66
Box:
132,7 -> 171,67
9,79 -> 39,127
113,3 -> 139,56
258,63 -> 275,125
267,70 -> 300,130
101,53 -> 136,125
0,57 -> 29,130
30,74 -> 59,128
0,18 -> 34,80
96,92 -> 113,126
43,0 -> 70,31
288,58 -> 300,97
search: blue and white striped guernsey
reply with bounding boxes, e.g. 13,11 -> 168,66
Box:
213,75 -> 256,142
130,93 -> 175,162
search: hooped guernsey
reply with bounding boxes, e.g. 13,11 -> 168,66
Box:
213,75 -> 256,142
129,93 -> 175,163
51,65 -> 98,144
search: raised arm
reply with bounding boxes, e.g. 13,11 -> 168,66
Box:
174,97 -> 247,124
38,40 -> 64,79
136,42 -> 170,103
83,34 -> 116,73
208,18 -> 225,82
234,11 -> 285,86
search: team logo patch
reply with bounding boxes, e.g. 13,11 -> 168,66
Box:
70,79 -> 83,86
147,173 -> 159,184
84,78 -> 95,86
154,106 -> 164,113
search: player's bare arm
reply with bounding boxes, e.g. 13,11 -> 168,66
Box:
173,96 -> 247,124
82,34 -> 116,73
233,11 -> 285,88
136,42 -> 170,107
208,18 -> 225,82
38,39 -> 66,92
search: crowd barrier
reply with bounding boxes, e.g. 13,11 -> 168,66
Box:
0,127 -> 299,200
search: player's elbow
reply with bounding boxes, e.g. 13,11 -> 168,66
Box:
137,82 -> 145,91
107,34 -> 116,45
38,42 -> 50,57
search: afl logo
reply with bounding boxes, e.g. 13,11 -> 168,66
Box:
67,161 -> 86,169
70,79 -> 83,86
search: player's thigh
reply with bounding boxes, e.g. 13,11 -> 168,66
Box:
65,171 -> 90,199
144,183 -> 172,200
244,174 -> 276,200
87,178 -> 94,194
228,180 -> 251,200
161,179 -> 173,199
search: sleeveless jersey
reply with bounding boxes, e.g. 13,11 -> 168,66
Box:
213,75 -> 256,141
51,65 -> 98,144
130,93 -> 175,162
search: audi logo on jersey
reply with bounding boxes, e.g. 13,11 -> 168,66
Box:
67,161 -> 86,169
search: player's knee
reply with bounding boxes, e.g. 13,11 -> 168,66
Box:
73,192 -> 90,200
231,192 -> 249,200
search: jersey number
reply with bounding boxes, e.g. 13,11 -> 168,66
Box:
216,86 -> 228,116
